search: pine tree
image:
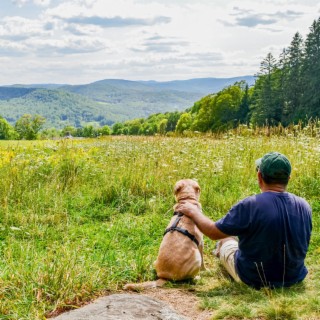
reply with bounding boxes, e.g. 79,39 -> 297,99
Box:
284,32 -> 304,123
251,53 -> 281,126
302,18 -> 320,118
277,48 -> 289,124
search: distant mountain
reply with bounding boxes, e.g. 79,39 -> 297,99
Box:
0,76 -> 254,128
60,76 -> 255,100
6,84 -> 65,90
138,76 -> 255,94
0,88 -> 120,128
0,87 -> 36,100
58,79 -> 202,104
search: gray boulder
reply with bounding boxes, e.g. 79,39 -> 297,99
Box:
52,294 -> 188,320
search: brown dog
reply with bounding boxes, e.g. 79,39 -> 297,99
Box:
124,179 -> 204,290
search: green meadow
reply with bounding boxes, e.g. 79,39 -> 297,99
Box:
0,133 -> 319,319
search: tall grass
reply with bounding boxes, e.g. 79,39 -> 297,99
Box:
0,133 -> 319,319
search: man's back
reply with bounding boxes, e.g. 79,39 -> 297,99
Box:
216,192 -> 312,288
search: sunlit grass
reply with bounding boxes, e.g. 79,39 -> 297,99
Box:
0,134 -> 319,319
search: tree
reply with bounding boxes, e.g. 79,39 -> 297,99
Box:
61,125 -> 77,137
191,95 -> 215,132
251,53 -> 281,126
158,119 -> 168,135
237,83 -> 251,124
40,127 -> 60,139
175,113 -> 192,133
301,18 -> 320,118
283,32 -> 304,123
139,122 -> 157,135
15,114 -> 46,140
98,125 -> 111,136
211,86 -> 242,131
0,116 -> 16,140
82,125 -> 97,137
166,112 -> 181,132
138,113 -> 165,135
112,123 -> 124,135
128,119 -> 143,135
277,48 -> 289,123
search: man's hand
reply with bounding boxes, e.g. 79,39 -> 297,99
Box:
175,202 -> 230,241
175,201 -> 202,219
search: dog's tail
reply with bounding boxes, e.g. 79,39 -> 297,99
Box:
123,278 -> 167,291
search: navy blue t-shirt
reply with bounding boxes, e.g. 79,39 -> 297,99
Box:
215,192 -> 312,289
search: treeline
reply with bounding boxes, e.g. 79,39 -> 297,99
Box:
0,114 -> 46,140
111,17 -> 320,135
109,81 -> 249,135
0,114 -> 112,140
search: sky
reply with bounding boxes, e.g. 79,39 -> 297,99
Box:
0,0 -> 319,85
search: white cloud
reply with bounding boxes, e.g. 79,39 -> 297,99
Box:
1,0 -> 320,84
0,39 -> 28,56
64,23 -> 102,36
12,0 -> 51,7
61,15 -> 171,28
0,16 -> 50,40
26,36 -> 108,55
12,0 -> 28,7
33,0 -> 51,6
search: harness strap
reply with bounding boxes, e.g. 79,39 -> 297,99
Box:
170,212 -> 183,227
163,212 -> 199,247
164,226 -> 199,246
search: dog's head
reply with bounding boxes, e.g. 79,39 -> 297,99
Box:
174,179 -> 200,202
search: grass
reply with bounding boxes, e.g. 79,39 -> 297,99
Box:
0,133 -> 319,319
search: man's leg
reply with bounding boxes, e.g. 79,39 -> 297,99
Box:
214,237 -> 241,283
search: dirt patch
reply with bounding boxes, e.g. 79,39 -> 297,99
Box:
140,288 -> 213,320
123,255 -> 218,320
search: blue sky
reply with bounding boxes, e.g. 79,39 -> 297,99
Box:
0,0 -> 319,84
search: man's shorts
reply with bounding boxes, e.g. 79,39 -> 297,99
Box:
218,239 -> 242,283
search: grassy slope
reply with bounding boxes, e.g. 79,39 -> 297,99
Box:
0,134 -> 319,319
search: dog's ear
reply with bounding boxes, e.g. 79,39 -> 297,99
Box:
193,184 -> 201,198
174,180 -> 185,195
195,185 -> 201,193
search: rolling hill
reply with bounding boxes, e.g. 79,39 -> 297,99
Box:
0,76 -> 254,128
138,76 -> 255,94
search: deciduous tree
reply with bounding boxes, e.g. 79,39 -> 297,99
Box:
0,116 -> 15,140
15,114 -> 46,140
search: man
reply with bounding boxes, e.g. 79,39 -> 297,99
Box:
176,152 -> 312,289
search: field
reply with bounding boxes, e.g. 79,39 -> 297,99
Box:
0,134 -> 319,319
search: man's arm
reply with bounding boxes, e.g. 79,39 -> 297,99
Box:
175,202 -> 229,240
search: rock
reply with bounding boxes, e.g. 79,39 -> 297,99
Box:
52,294 -> 189,320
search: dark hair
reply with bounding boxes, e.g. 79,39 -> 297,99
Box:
261,173 -> 289,186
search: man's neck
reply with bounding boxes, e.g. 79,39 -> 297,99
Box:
261,184 -> 287,193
